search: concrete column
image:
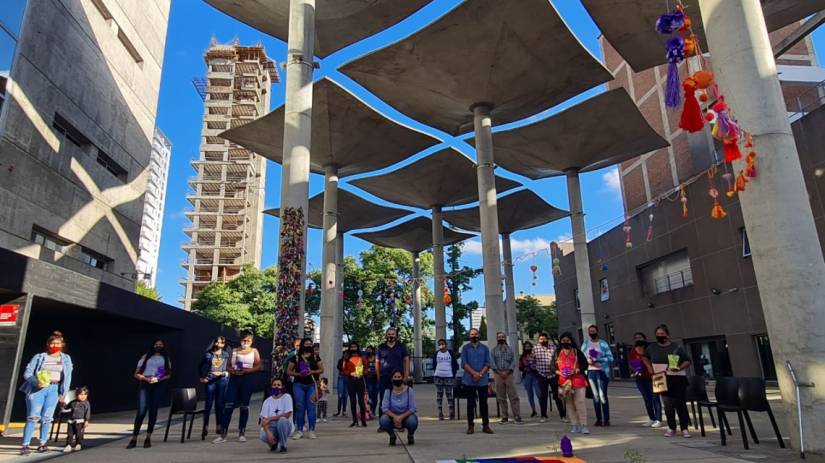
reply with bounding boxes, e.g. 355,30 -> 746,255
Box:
320,165 -> 338,373
501,234 -> 519,350
565,170 -> 596,332
472,104 -> 506,342
432,206 -> 447,341
412,251 -> 423,383
275,0 -> 315,351
335,232 -> 344,350
700,0 -> 825,451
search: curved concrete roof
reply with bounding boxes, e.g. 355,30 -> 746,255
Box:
204,0 -> 430,58
474,88 -> 669,179
583,0 -> 823,72
340,0 -> 612,135
219,78 -> 438,178
264,189 -> 411,232
353,217 -> 475,254
442,189 -> 569,235
350,148 -> 521,209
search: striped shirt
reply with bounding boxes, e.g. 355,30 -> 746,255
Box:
490,344 -> 516,372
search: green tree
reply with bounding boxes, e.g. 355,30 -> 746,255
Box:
445,243 -> 482,347
516,296 -> 559,340
479,316 -> 488,340
136,280 -> 161,301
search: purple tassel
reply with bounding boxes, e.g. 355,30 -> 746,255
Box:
666,63 -> 681,107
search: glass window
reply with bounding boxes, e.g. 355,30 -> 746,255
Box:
80,248 -> 111,270
639,250 -> 693,296
31,228 -> 68,254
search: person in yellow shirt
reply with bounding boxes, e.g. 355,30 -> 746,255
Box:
343,342 -> 368,427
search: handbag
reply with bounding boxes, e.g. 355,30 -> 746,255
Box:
652,372 -> 668,394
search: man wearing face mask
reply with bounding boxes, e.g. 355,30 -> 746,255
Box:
532,333 -> 566,423
582,325 -> 614,427
628,332 -> 661,428
375,328 -> 410,415
491,332 -> 521,424
460,328 -> 493,434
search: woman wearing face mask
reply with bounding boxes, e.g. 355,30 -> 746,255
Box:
379,370 -> 418,446
213,330 -> 261,444
628,332 -> 661,428
287,337 -> 324,439
582,324 -> 613,427
555,332 -> 590,435
342,341 -> 368,427
518,341 -> 541,418
259,378 -> 293,453
431,338 -> 458,420
200,336 -> 230,438
19,331 -> 73,455
364,346 -> 379,416
646,324 -> 692,438
127,339 -> 172,449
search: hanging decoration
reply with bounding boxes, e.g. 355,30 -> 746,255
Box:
623,215 -> 633,248
722,172 -> 735,198
655,8 -> 686,107
707,168 -> 726,219
530,264 -> 538,287
646,205 -> 655,242
712,98 -> 743,163
550,242 -> 562,277
272,207 -> 305,379
744,135 -> 758,178
679,76 -> 704,132
679,184 -> 688,218
443,286 -> 452,305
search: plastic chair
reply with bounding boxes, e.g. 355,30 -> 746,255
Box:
163,388 -> 205,443
712,377 -> 751,449
737,377 -> 785,449
49,389 -> 76,442
685,376 -> 716,433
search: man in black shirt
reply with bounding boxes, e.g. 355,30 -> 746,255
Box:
375,327 -> 409,414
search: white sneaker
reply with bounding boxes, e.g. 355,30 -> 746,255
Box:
539,418 -> 547,423
570,425 -> 580,433
238,434 -> 247,443
322,418 -> 328,423
73,445 -> 81,452
307,431 -> 317,439
212,436 -> 227,444
651,420 -> 662,428
291,431 -> 303,440
642,420 -> 654,427
561,416 -> 571,423
580,426 -> 590,435
682,430 -> 692,438
63,445 -> 73,453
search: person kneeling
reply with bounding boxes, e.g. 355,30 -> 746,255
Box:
259,379 -> 292,453
379,370 -> 418,446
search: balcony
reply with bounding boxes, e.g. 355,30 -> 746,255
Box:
644,268 -> 694,297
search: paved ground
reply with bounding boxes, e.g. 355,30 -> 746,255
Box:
0,381 -> 817,462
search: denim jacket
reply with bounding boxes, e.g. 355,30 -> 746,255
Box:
199,350 -> 230,380
19,352 -> 73,396
580,339 -> 613,376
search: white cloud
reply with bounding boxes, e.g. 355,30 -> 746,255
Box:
463,239 -> 483,255
462,237 -> 553,256
602,167 -> 622,195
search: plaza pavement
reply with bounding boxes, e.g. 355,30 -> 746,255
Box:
0,381 -> 812,462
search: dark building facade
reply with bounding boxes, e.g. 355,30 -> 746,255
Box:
554,106 -> 825,380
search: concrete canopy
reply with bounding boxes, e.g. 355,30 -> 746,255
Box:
219,78 -> 439,178
354,217 -> 475,254
349,149 -> 521,209
442,189 -> 570,235
475,88 -> 670,180
203,0 -> 430,58
339,0 -> 613,135
582,0 -> 824,72
264,189 -> 411,232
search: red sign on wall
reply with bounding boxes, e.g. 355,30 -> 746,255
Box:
0,304 -> 19,326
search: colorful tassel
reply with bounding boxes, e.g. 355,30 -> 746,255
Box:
723,138 -> 742,163
680,184 -> 688,218
745,151 -> 757,178
665,36 -> 685,108
679,77 -> 704,132
646,210 -> 655,242
735,170 -> 749,193
708,185 -> 726,219
723,172 -> 735,198
623,217 -> 633,249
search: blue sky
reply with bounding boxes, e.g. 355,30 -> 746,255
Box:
154,0 -> 825,316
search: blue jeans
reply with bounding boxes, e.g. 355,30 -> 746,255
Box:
366,376 -> 379,414
522,371 -> 541,412
222,374 -> 256,433
133,382 -> 165,436
587,370 -> 610,423
204,376 -> 228,431
22,383 -> 59,446
294,382 -> 317,432
259,418 -> 291,449
336,375 -> 348,413
379,414 -> 418,436
636,378 -> 662,421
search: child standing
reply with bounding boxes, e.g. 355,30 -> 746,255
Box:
63,387 -> 90,453
317,378 -> 330,423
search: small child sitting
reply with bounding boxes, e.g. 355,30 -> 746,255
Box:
63,387 -> 90,453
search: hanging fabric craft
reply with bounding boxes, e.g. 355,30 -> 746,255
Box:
722,172 -> 735,198
656,8 -> 685,108
272,207 -> 306,379
679,184 -> 688,218
623,216 -> 633,248
550,242 -> 562,277
646,206 -> 655,242
711,98 -> 742,163
679,76 -> 704,132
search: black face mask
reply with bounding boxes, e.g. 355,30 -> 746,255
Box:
589,333 -> 598,340
349,349 -> 358,354
635,340 -> 648,347
154,346 -> 163,353
392,379 -> 404,387
386,336 -> 396,343
523,348 -> 532,353
560,342 -> 573,350
656,336 -> 668,344
497,339 -> 506,344
470,336 -> 480,343
540,341 -> 548,347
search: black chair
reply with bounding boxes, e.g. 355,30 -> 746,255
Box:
712,377 -> 752,449
685,376 -> 716,432
163,388 -> 206,443
453,377 -> 500,420
50,389 -> 76,442
737,377 -> 785,449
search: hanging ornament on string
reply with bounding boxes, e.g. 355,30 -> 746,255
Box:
744,135 -> 758,178
679,76 -> 704,132
646,205 -> 655,242
530,264 -> 538,287
679,184 -> 689,218
735,170 -> 749,194
723,172 -> 735,198
550,241 -> 562,277
655,8 -> 686,108
623,215 -> 633,248
711,98 -> 742,163
443,286 -> 452,306
707,167 -> 727,219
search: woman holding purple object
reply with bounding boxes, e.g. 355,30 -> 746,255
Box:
287,337 -> 324,439
555,332 -> 589,434
518,341 -> 541,418
200,337 -> 230,438
582,325 -> 613,427
127,339 -> 172,449
629,332 -> 661,428
214,330 -> 261,444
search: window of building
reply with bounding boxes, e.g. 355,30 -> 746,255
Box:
31,227 -> 69,253
52,113 -> 91,148
639,249 -> 693,296
741,228 -> 751,257
96,149 -> 127,181
80,247 -> 111,270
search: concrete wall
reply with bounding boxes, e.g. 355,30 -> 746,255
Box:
555,106 -> 825,379
0,0 -> 170,290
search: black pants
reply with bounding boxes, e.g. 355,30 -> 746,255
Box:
67,422 -> 84,446
662,376 -> 690,431
346,377 -> 367,424
465,386 -> 489,427
537,375 -> 566,419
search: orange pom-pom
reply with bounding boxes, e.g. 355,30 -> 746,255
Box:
705,112 -> 715,122
711,202 -> 727,219
699,93 -> 709,102
693,70 -> 714,89
684,35 -> 698,56
735,171 -> 749,193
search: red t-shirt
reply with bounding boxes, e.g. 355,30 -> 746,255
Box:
556,349 -> 588,389
628,348 -> 651,380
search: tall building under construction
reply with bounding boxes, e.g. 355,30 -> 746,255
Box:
181,39 -> 278,310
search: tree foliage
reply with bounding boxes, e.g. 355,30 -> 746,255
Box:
136,280 -> 161,301
446,243 -> 482,347
516,296 -> 559,340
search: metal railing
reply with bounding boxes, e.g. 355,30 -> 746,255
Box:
645,268 -> 693,296
788,78 -> 825,122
